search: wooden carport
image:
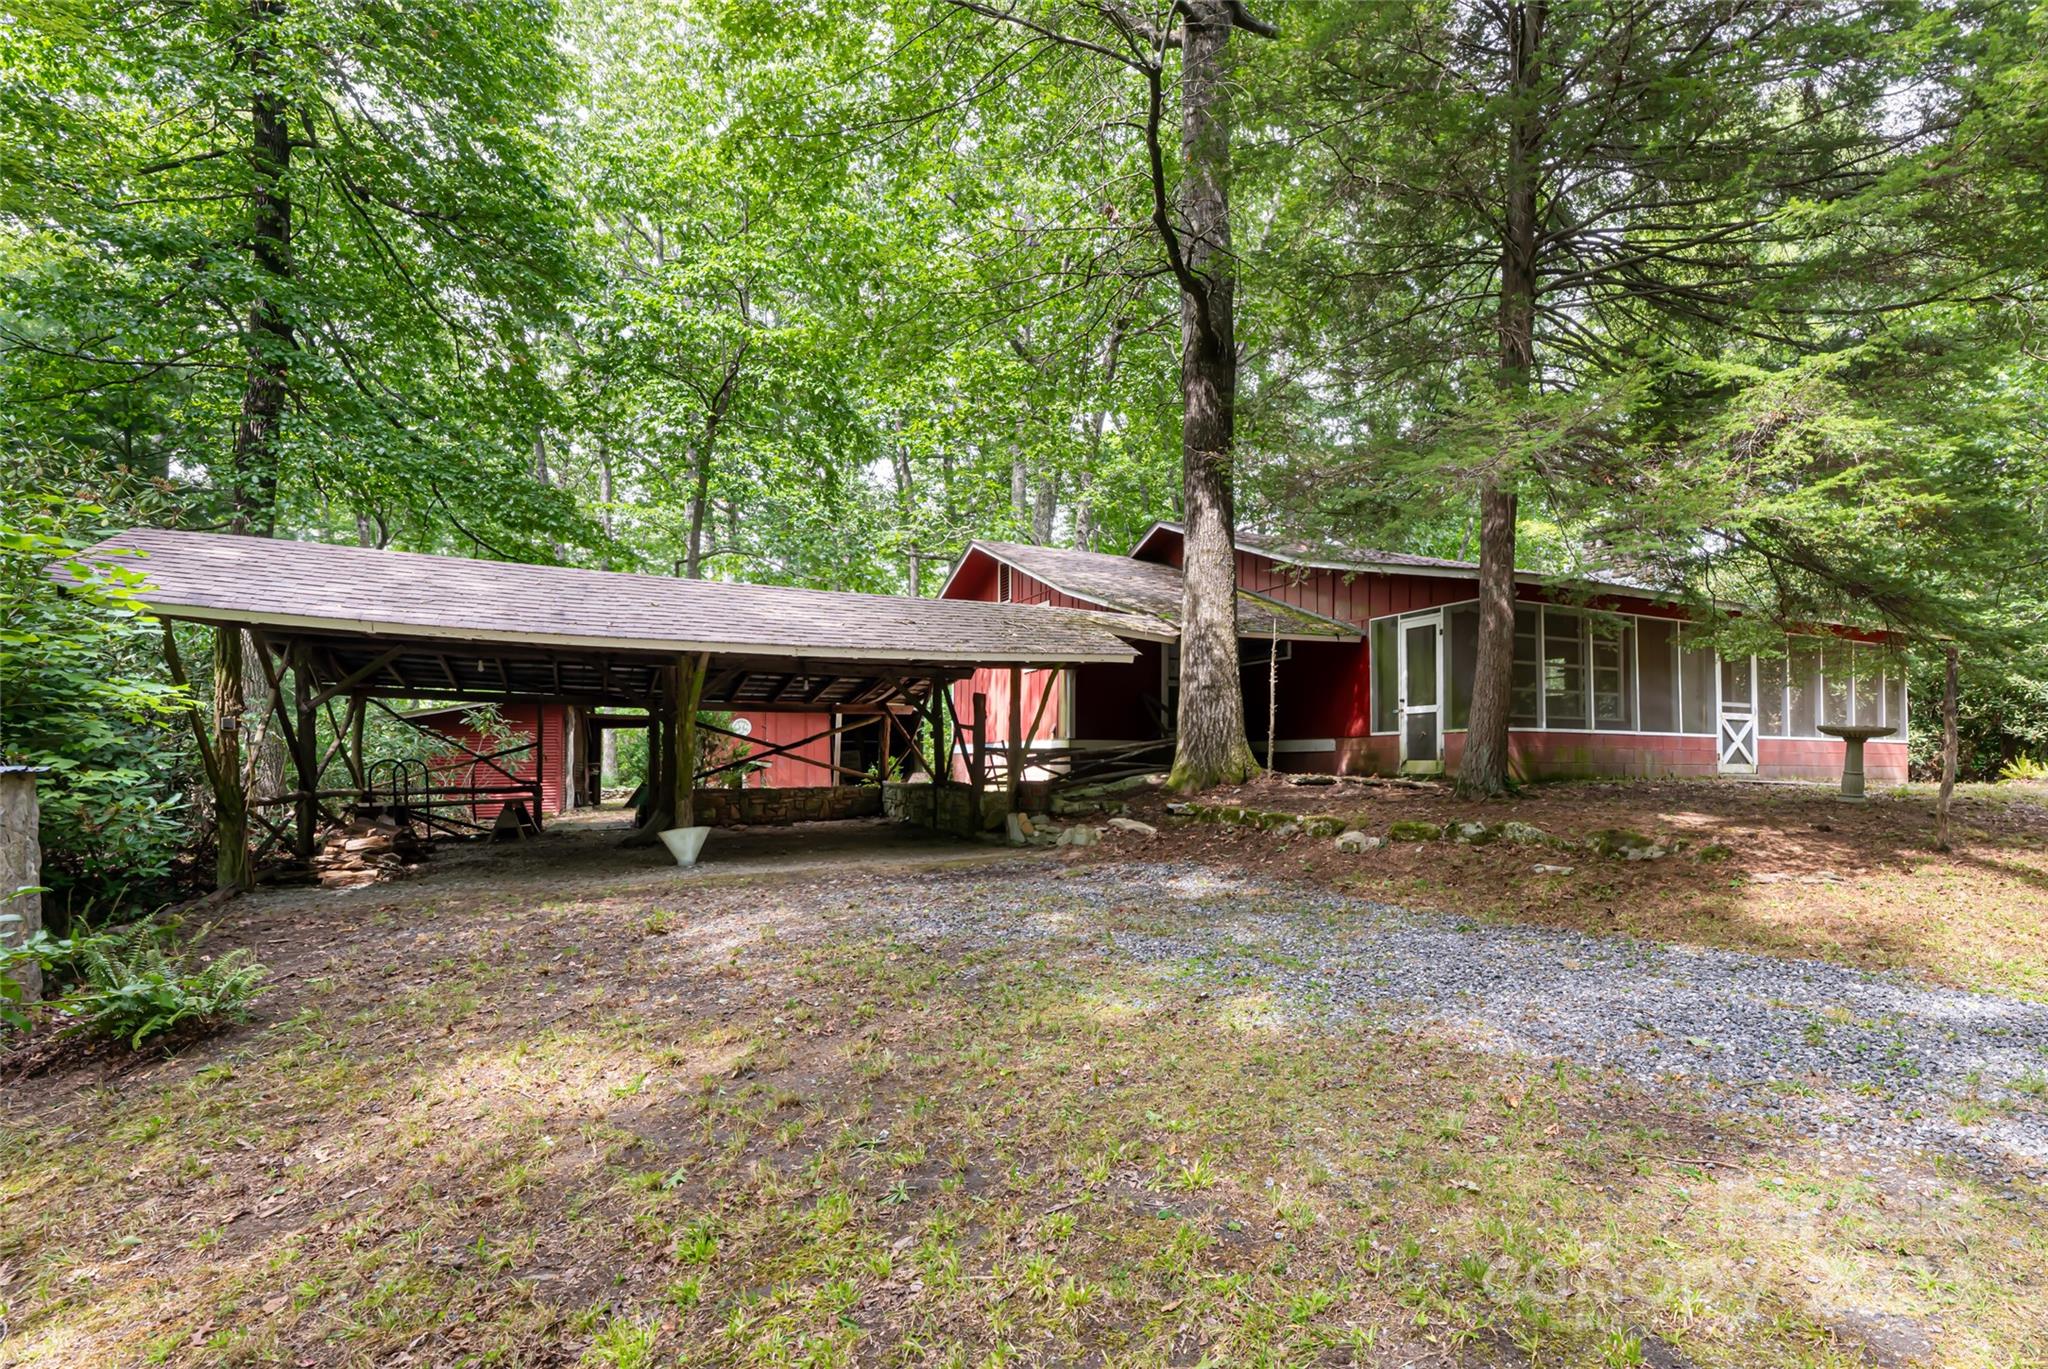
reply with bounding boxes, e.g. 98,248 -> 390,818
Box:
61,529 -> 1139,882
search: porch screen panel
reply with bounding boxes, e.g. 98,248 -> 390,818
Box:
1851,645 -> 1883,727
1446,604 -> 1479,729
1758,651 -> 1788,736
1822,644 -> 1852,728
1370,618 -> 1398,733
1638,618 -> 1678,732
1677,627 -> 1715,735
1510,606 -> 1541,726
1543,608 -> 1588,729
1590,615 -> 1635,731
1885,662 -> 1906,737
1788,638 -> 1822,736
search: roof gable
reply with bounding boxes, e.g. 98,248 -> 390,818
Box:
946,539 -> 1358,641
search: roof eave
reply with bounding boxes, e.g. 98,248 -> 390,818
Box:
134,602 -> 1136,668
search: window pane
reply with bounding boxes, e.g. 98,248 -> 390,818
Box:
1758,653 -> 1787,736
1822,644 -> 1851,728
1543,608 -> 1587,730
1591,615 -> 1635,731
1788,639 -> 1822,736
1371,618 -> 1398,733
1639,618 -> 1678,732
1678,627 -> 1716,735
1886,662 -> 1906,738
1510,605 -> 1541,726
1446,604 -> 1478,729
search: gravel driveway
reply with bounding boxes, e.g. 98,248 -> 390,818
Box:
882,860 -> 2048,1176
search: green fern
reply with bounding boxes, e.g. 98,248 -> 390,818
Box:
60,918 -> 266,1049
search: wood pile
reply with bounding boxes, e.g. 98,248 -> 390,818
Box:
311,816 -> 426,889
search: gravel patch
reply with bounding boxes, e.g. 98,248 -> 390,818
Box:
881,860 -> 2048,1176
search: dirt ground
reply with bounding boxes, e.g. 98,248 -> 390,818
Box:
1,787 -> 2044,1367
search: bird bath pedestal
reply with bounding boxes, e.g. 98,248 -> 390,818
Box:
1817,724 -> 1897,801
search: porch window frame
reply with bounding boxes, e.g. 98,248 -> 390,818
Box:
1365,601 -> 1905,744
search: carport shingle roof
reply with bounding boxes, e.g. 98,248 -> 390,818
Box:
63,529 -> 1137,666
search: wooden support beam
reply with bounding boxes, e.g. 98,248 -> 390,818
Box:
308,647 -> 405,708
886,708 -> 931,783
673,653 -> 709,829
349,694 -> 367,800
969,690 -> 988,831
291,640 -> 318,861
928,676 -> 944,830
1006,667 -> 1024,806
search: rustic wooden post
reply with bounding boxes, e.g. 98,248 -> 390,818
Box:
0,766 -> 46,1003
1936,643 -> 1959,851
927,678 -> 944,830
652,681 -> 672,820
214,629 -> 253,886
161,622 -> 251,890
349,694 -> 368,805
672,653 -> 709,829
969,691 -> 988,831
291,642 -> 318,860
1006,666 -> 1024,809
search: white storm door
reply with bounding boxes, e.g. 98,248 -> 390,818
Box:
1398,614 -> 1443,773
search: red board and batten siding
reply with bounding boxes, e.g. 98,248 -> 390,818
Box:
427,701 -> 566,821
723,709 -> 840,787
946,554 -> 1072,770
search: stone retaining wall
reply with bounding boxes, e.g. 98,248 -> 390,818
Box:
885,782 -> 1027,837
690,785 -> 882,827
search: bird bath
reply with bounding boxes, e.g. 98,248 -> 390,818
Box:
1817,724 -> 1897,801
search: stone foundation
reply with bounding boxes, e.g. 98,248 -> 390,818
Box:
690,785 -> 882,827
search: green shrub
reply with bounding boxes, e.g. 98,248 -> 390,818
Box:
1,490 -> 194,921
3,917 -> 267,1049
2000,755 -> 2048,783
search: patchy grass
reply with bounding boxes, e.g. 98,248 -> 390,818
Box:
1122,778 -> 2048,1000
1,848 -> 2043,1367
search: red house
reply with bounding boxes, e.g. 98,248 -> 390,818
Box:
939,525 -> 1910,786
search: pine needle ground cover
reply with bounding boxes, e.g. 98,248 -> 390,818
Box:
1,808 -> 2042,1367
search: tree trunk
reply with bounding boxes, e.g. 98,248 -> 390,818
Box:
232,0 -> 292,537
684,359 -> 741,579
1457,0 -> 1544,799
212,628 -> 253,890
1458,482 -> 1519,794
1010,439 -> 1031,536
1166,1 -> 1258,793
683,441 -> 710,579
891,435 -> 922,596
1935,643 -> 1959,851
597,435 -> 616,553
1075,318 -> 1126,553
